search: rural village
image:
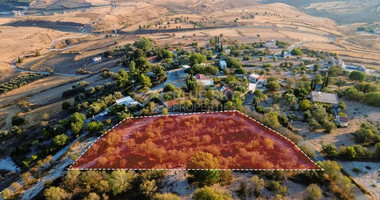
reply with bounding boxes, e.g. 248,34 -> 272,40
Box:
0,0 -> 380,200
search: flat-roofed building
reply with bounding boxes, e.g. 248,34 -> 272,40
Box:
311,91 -> 339,106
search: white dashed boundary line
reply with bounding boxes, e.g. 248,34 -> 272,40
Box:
69,110 -> 323,172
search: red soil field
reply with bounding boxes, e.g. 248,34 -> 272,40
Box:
70,111 -> 321,170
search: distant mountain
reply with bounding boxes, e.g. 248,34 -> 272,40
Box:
260,0 -> 380,24
260,0 -> 341,7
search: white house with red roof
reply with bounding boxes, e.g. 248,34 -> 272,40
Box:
194,74 -> 214,87
248,73 -> 266,85
264,40 -> 277,48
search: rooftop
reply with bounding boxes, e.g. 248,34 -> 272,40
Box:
311,91 -> 339,105
115,96 -> 141,107
195,74 -> 206,80
339,116 -> 349,122
163,100 -> 179,108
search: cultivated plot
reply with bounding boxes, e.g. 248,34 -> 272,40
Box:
70,111 -> 321,170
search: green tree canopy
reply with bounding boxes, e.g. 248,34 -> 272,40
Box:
314,74 -> 323,84
163,83 -> 175,92
83,193 -> 100,200
153,193 -> 181,200
283,93 -> 297,106
189,53 -> 206,66
349,71 -> 366,82
53,134 -> 68,146
299,99 -> 312,111
108,171 -> 135,195
133,37 -> 154,52
322,143 -> 339,157
250,175 -> 265,193
305,184 -> 322,200
352,122 -> 380,144
291,48 -> 303,56
134,57 -> 151,73
263,63 -> 274,69
323,121 -> 336,133
226,57 -> 242,68
193,186 -> 232,200
139,179 -> 157,198
44,187 -> 71,200
139,74 -> 152,88
70,112 -> 86,135
375,143 -> 380,159
364,92 -> 380,107
115,69 -> 132,89
187,152 -> 220,186
85,121 -> 104,133
161,49 -> 174,59
11,116 -> 25,126
266,81 -> 281,92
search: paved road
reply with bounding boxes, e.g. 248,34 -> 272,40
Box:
9,0 -> 116,77
150,69 -> 186,92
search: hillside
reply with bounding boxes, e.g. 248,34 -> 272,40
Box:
261,0 -> 380,24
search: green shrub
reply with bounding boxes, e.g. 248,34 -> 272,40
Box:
364,92 -> 380,107
193,186 -> 232,200
11,116 -> 25,126
85,121 -> 104,133
163,84 -> 175,92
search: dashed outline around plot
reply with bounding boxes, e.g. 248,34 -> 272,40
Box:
69,110 -> 323,171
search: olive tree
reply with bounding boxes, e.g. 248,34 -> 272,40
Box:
187,152 -> 220,186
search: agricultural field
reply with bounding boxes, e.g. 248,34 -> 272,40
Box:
71,111 -> 320,170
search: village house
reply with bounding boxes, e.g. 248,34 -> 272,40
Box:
148,56 -> 159,63
223,45 -> 231,55
182,65 -> 191,70
311,91 -> 339,107
319,57 -> 345,69
344,64 -> 367,74
248,73 -> 266,85
116,96 -> 142,107
194,74 -> 214,87
163,99 -> 179,110
310,91 -> 348,126
92,56 -> 102,63
264,40 -> 277,48
220,86 -> 234,99
219,60 -> 227,69
282,51 -> 292,58
12,11 -> 21,16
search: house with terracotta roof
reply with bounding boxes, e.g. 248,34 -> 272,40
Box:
194,74 -> 214,87
248,73 -> 266,85
163,100 -> 179,109
221,86 -> 234,99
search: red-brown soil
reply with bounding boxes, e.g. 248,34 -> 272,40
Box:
70,111 -> 321,170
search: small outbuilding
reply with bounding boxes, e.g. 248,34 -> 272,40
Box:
194,74 -> 214,87
337,116 -> 349,127
311,91 -> 339,107
264,40 -> 277,48
248,73 -> 266,85
219,60 -> 227,69
116,96 -> 142,107
92,56 -> 102,63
